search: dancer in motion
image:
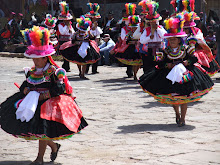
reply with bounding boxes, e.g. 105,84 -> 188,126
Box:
139,14 -> 214,127
0,26 -> 88,165
59,16 -> 100,79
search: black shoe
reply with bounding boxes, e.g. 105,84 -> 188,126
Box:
50,143 -> 61,162
92,71 -> 99,74
178,121 -> 185,127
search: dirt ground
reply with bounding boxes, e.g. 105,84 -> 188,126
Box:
0,56 -> 220,165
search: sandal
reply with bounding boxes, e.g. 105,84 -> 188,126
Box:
50,143 -> 61,162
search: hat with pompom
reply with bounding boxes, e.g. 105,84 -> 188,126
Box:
24,26 -> 55,58
144,1 -> 162,22
85,3 -> 101,19
164,13 -> 187,38
128,15 -> 141,27
170,0 -> 199,27
58,1 -> 73,20
76,16 -> 92,31
138,0 -> 150,15
123,3 -> 136,21
44,14 -> 57,28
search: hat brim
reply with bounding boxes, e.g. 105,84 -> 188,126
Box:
85,13 -> 101,19
44,21 -> 56,28
164,33 -> 187,39
24,51 -> 55,58
76,24 -> 90,32
183,21 -> 196,28
58,15 -> 73,20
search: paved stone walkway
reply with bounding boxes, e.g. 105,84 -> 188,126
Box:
0,57 -> 220,165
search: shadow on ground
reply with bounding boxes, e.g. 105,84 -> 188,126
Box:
0,161 -> 62,165
116,123 -> 195,134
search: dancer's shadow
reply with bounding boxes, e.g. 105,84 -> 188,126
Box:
0,161 -> 62,165
116,123 -> 195,134
94,77 -> 136,85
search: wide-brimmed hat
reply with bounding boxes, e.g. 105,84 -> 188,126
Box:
76,16 -> 92,32
144,1 -> 162,22
44,14 -> 57,28
24,26 -> 55,58
85,3 -> 101,19
164,14 -> 187,38
128,15 -> 140,27
58,1 -> 73,20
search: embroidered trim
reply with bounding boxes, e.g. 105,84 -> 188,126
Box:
27,65 -> 57,85
167,45 -> 186,60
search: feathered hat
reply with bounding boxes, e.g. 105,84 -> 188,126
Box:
58,1 -> 73,20
170,0 -> 199,27
145,1 -> 162,22
44,14 -> 57,28
24,26 -> 55,58
164,13 -> 187,38
85,3 -> 101,19
128,15 -> 141,27
138,0 -> 150,15
123,3 -> 136,21
76,16 -> 92,32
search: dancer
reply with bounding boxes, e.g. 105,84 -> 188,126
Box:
139,0 -> 167,73
44,14 -> 58,47
114,3 -> 142,80
171,0 -> 220,76
56,1 -> 75,72
85,3 -> 103,74
139,14 -> 214,127
0,26 -> 88,165
59,16 -> 100,79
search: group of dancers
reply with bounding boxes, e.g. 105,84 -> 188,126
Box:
0,0 -> 219,165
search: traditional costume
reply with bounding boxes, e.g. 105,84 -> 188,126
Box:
59,16 -> 100,65
0,26 -> 88,140
56,1 -> 75,71
171,0 -> 220,76
139,0 -> 167,73
44,14 -> 58,46
114,3 -> 142,66
139,14 -> 214,105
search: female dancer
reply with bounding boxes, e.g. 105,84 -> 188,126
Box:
0,26 -> 88,165
114,4 -> 142,80
59,16 -> 100,79
139,14 -> 214,127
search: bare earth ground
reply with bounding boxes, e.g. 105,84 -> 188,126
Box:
0,56 -> 220,165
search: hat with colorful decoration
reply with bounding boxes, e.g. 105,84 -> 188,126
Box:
58,1 -> 73,20
138,0 -> 151,15
44,14 -> 57,28
144,1 -> 162,22
128,15 -> 141,27
164,13 -> 187,38
85,3 -> 101,19
183,11 -> 200,27
122,3 -> 136,21
76,16 -> 92,32
170,0 -> 199,27
24,26 -> 55,58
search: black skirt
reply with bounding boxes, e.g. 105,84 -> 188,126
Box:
60,44 -> 100,65
0,92 -> 88,140
115,44 -> 142,65
139,65 -> 214,105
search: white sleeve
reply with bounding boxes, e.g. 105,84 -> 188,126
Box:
133,25 -> 142,40
140,29 -> 150,44
196,29 -> 205,41
157,26 -> 167,39
121,28 -> 126,40
96,26 -> 103,35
